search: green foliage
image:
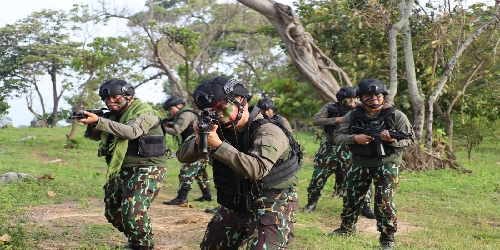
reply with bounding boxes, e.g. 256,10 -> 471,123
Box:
162,27 -> 200,54
0,9 -> 82,126
0,101 -> 10,116
454,115 -> 492,162
263,78 -> 322,123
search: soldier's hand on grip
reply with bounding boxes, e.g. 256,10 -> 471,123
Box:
193,121 -> 222,150
380,130 -> 395,142
353,134 -> 374,145
77,111 -> 99,124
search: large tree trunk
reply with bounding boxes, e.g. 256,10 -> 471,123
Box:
387,0 -> 415,104
237,0 -> 352,102
66,74 -> 94,142
400,1 -> 425,141
425,3 -> 500,148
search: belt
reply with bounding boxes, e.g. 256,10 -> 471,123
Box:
261,187 -> 295,196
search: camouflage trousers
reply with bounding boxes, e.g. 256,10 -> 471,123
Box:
307,141 -> 365,203
178,159 -> 210,191
104,165 -> 166,247
201,190 -> 298,250
340,164 -> 399,235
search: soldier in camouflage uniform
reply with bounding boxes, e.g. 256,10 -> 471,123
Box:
177,76 -> 303,249
161,97 -> 213,205
79,80 -> 167,250
257,97 -> 293,132
329,79 -> 414,250
302,88 -> 376,219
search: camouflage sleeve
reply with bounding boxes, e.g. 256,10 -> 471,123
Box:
95,113 -> 159,140
176,135 -> 202,163
333,111 -> 356,145
312,103 -> 337,126
211,123 -> 289,180
164,111 -> 194,136
389,110 -> 415,148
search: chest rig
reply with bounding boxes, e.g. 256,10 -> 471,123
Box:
349,106 -> 402,157
212,107 -> 303,212
324,102 -> 350,136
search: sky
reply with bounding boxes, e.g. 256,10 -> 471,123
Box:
1,0 -> 296,126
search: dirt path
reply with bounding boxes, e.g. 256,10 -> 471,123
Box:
19,193 -> 420,249
21,193 -> 212,250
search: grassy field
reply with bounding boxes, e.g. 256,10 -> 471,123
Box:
0,126 -> 499,249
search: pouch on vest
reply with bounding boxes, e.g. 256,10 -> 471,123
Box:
138,134 -> 167,157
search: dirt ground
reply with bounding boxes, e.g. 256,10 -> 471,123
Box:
19,192 -> 420,249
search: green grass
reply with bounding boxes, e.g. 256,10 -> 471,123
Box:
0,126 -> 499,249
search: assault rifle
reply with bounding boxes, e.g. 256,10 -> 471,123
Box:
351,126 -> 412,157
161,117 -> 175,127
197,108 -> 218,154
69,109 -> 109,119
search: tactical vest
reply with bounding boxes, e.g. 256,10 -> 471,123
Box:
125,118 -> 167,158
212,109 -> 303,212
349,106 -> 402,158
176,109 -> 198,143
324,102 -> 349,136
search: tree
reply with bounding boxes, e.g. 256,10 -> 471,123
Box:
423,2 -> 500,149
0,9 -> 82,127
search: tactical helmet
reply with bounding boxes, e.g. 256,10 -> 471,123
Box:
335,87 -> 357,101
193,76 -> 250,110
356,79 -> 388,96
257,98 -> 275,110
163,97 -> 185,111
99,79 -> 135,100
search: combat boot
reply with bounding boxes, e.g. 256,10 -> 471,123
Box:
328,227 -> 355,237
122,244 -> 154,250
361,203 -> 376,219
301,199 -> 317,213
205,206 -> 219,214
194,188 -> 213,202
379,232 -> 395,250
163,189 -> 188,205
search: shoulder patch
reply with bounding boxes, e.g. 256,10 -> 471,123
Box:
141,115 -> 156,132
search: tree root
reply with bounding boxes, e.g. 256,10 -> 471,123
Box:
402,144 -> 471,173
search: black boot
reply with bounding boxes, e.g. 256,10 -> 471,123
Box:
361,203 -> 376,219
301,200 -> 317,213
328,227 -> 355,236
122,244 -> 154,250
194,188 -> 213,202
204,206 -> 219,214
163,189 -> 188,205
379,233 -> 395,250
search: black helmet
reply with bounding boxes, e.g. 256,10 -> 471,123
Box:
99,79 -> 135,100
356,79 -> 388,96
335,87 -> 357,101
193,76 -> 250,110
257,98 -> 275,109
163,97 -> 185,110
